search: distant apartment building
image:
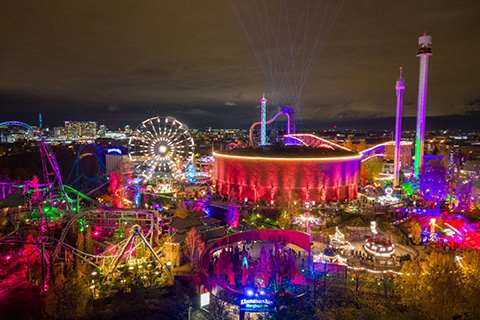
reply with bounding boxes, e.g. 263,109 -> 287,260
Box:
99,124 -> 107,137
54,127 -> 66,138
64,121 -> 97,139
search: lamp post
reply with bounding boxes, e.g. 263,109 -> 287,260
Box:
304,201 -> 310,234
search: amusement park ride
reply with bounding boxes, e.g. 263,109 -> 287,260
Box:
0,117 -> 202,291
128,116 -> 195,181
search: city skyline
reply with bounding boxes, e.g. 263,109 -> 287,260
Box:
1,1 -> 479,130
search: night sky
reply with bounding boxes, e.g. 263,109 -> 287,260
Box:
1,1 -> 479,130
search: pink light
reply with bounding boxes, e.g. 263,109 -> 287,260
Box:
6,255 -> 11,261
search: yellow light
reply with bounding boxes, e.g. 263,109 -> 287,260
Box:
360,140 -> 412,154
213,151 -> 362,162
284,133 -> 352,151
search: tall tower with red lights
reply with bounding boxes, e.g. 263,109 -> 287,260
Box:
394,67 -> 405,186
414,34 -> 432,176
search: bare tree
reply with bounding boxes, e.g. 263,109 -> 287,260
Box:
183,228 -> 205,268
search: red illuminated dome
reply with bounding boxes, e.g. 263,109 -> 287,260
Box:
214,146 -> 361,203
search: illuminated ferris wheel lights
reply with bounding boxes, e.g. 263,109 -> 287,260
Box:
128,116 -> 194,181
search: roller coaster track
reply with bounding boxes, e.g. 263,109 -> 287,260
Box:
51,207 -> 160,260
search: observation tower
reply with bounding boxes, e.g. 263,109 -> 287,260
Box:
414,34 -> 432,176
394,68 -> 405,186
260,94 -> 267,146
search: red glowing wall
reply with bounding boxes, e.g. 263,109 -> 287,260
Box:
214,155 -> 360,203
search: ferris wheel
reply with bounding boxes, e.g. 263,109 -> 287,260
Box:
128,116 -> 194,181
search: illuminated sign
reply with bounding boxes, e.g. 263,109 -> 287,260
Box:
200,292 -> 210,307
107,148 -> 123,155
240,298 -> 273,312
240,298 -> 272,305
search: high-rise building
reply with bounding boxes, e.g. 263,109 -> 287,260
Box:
99,124 -> 107,137
54,127 -> 66,138
65,121 -> 97,139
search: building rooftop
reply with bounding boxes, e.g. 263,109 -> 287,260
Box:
215,145 -> 358,158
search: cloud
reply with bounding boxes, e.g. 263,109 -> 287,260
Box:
224,101 -> 237,106
464,99 -> 480,114
107,104 -> 121,112
176,108 -> 208,116
304,101 -> 390,120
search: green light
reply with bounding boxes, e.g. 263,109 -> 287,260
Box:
414,135 -> 422,177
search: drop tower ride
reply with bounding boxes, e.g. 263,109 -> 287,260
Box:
414,34 -> 432,176
394,68 -> 405,186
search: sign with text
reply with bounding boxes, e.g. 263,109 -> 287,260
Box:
240,298 -> 273,312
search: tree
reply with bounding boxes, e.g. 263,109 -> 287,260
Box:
418,159 -> 450,205
396,251 -> 463,320
361,157 -> 383,185
460,251 -> 480,318
75,232 -> 84,252
175,201 -> 188,219
343,138 -> 353,150
45,272 -> 90,319
276,190 -> 301,229
407,221 -> 422,245
183,228 -> 204,267
454,161 -> 480,212
206,291 -> 234,320
258,198 -> 268,207
161,234 -> 180,267
84,226 -> 94,255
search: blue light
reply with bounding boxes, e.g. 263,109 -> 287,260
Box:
107,148 -> 123,155
247,289 -> 254,296
260,290 -> 265,295
205,207 -> 212,217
